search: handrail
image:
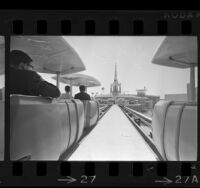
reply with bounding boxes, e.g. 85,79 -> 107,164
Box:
98,104 -> 112,120
125,106 -> 152,122
122,106 -> 152,129
119,105 -> 164,161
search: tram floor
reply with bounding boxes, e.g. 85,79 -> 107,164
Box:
68,104 -> 157,161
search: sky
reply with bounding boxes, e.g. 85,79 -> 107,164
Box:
39,36 -> 198,99
0,36 -> 198,99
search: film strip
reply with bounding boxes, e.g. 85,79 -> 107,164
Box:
0,10 -> 199,186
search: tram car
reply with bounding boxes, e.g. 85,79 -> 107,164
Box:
0,36 -> 197,161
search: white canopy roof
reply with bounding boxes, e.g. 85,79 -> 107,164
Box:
10,36 -> 86,74
52,73 -> 101,87
152,36 -> 197,68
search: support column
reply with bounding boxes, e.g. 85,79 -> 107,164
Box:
190,65 -> 195,102
56,72 -> 60,89
70,80 -> 73,99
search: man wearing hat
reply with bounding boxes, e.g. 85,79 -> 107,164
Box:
9,50 -> 60,98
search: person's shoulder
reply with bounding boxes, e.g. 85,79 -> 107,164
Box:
74,93 -> 79,97
85,92 -> 90,97
75,92 -> 81,96
26,70 -> 42,79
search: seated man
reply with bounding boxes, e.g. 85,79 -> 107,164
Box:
9,50 -> 60,98
74,85 -> 91,101
59,85 -> 71,99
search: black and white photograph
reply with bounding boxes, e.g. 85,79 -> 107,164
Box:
0,36 -> 5,161
9,36 -> 198,161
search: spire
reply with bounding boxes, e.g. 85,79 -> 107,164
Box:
114,63 -> 117,81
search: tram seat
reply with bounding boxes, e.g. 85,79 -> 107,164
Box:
164,103 -> 185,160
64,99 -> 84,148
152,100 -> 197,161
179,104 -> 197,161
82,100 -> 89,130
89,101 -> 99,127
0,101 -> 4,160
0,90 -> 2,100
151,100 -> 173,160
82,100 -> 99,131
10,95 -> 71,160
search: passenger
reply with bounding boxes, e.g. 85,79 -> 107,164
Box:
60,85 -> 71,99
9,50 -> 60,98
74,85 -> 91,101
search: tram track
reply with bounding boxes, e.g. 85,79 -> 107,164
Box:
119,105 -> 164,161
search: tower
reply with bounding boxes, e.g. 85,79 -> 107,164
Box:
110,64 -> 121,101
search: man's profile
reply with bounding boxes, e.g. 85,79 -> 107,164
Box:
74,85 -> 91,100
9,50 -> 60,98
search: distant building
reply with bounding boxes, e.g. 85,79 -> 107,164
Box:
136,87 -> 147,97
110,64 -> 121,100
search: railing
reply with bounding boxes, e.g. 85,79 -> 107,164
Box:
99,104 -> 112,120
124,106 -> 152,130
119,105 -> 164,161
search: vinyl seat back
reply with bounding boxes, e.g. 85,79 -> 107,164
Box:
82,100 -> 99,131
152,100 -> 197,161
10,95 -> 71,160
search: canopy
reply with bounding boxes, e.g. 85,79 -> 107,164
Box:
10,36 -> 86,87
52,73 -> 101,87
152,36 -> 197,68
0,36 -> 5,75
52,73 -> 101,98
152,36 -> 198,101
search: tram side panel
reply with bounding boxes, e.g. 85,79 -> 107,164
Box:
0,101 -> 4,160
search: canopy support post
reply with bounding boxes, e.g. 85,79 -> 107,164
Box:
190,65 -> 195,102
70,80 -> 73,99
56,72 -> 60,89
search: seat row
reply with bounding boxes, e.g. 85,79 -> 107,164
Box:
10,95 -> 99,160
152,100 -> 197,161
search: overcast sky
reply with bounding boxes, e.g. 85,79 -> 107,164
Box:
39,36 -> 198,99
0,36 -> 198,99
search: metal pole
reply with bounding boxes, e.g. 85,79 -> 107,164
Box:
56,72 -> 60,89
70,80 -> 72,99
190,65 -> 195,102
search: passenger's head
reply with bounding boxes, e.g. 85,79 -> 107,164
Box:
79,85 -> 86,92
10,50 -> 33,71
65,85 -> 70,93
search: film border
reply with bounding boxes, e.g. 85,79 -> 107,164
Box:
0,10 -> 199,186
